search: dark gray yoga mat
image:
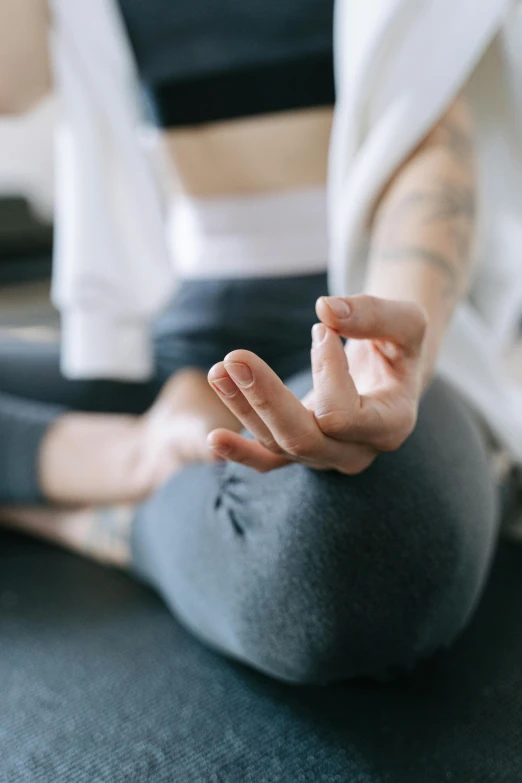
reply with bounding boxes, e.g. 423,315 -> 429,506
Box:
0,529 -> 521,783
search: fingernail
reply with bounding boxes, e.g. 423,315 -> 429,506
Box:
207,432 -> 231,455
224,362 -> 254,387
209,442 -> 231,456
323,297 -> 351,318
211,375 -> 237,397
311,323 -> 327,347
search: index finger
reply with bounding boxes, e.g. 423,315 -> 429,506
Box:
223,349 -> 326,458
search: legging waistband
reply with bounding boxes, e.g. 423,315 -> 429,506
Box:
153,271 -> 329,379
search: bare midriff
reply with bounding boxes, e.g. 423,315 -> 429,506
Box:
162,107 -> 333,198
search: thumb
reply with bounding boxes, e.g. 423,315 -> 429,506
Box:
316,295 -> 427,358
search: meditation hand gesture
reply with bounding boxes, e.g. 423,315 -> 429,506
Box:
208,295 -> 427,474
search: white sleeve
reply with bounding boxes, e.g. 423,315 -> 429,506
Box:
50,0 -> 174,381
329,0 -> 512,295
328,0 -> 522,460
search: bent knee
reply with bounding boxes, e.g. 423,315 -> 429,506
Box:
230,469 -> 497,684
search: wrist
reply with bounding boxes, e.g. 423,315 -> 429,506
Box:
418,311 -> 448,390
362,281 -> 448,389
419,346 -> 437,390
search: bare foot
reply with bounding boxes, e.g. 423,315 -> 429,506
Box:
1,504 -> 133,567
136,369 -> 242,489
39,369 -> 242,507
2,372 -> 243,565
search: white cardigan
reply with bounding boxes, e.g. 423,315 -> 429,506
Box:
50,0 -> 522,462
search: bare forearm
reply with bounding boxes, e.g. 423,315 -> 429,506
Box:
365,96 -> 476,384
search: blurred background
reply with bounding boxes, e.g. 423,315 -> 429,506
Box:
0,95 -> 58,336
0,95 -> 520,379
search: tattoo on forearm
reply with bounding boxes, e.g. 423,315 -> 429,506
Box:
376,247 -> 460,298
371,100 -> 476,304
382,181 -> 475,231
436,116 -> 474,166
373,170 -> 476,302
421,181 -> 475,222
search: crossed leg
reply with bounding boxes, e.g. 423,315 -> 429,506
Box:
0,339 -> 499,683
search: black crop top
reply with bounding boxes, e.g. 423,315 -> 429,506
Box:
116,0 -> 335,128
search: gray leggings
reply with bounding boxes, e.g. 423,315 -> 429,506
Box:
0,274 -> 499,683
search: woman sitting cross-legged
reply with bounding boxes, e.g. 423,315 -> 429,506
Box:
0,0 -> 521,683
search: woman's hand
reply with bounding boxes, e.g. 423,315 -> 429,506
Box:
207,295 -> 427,474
